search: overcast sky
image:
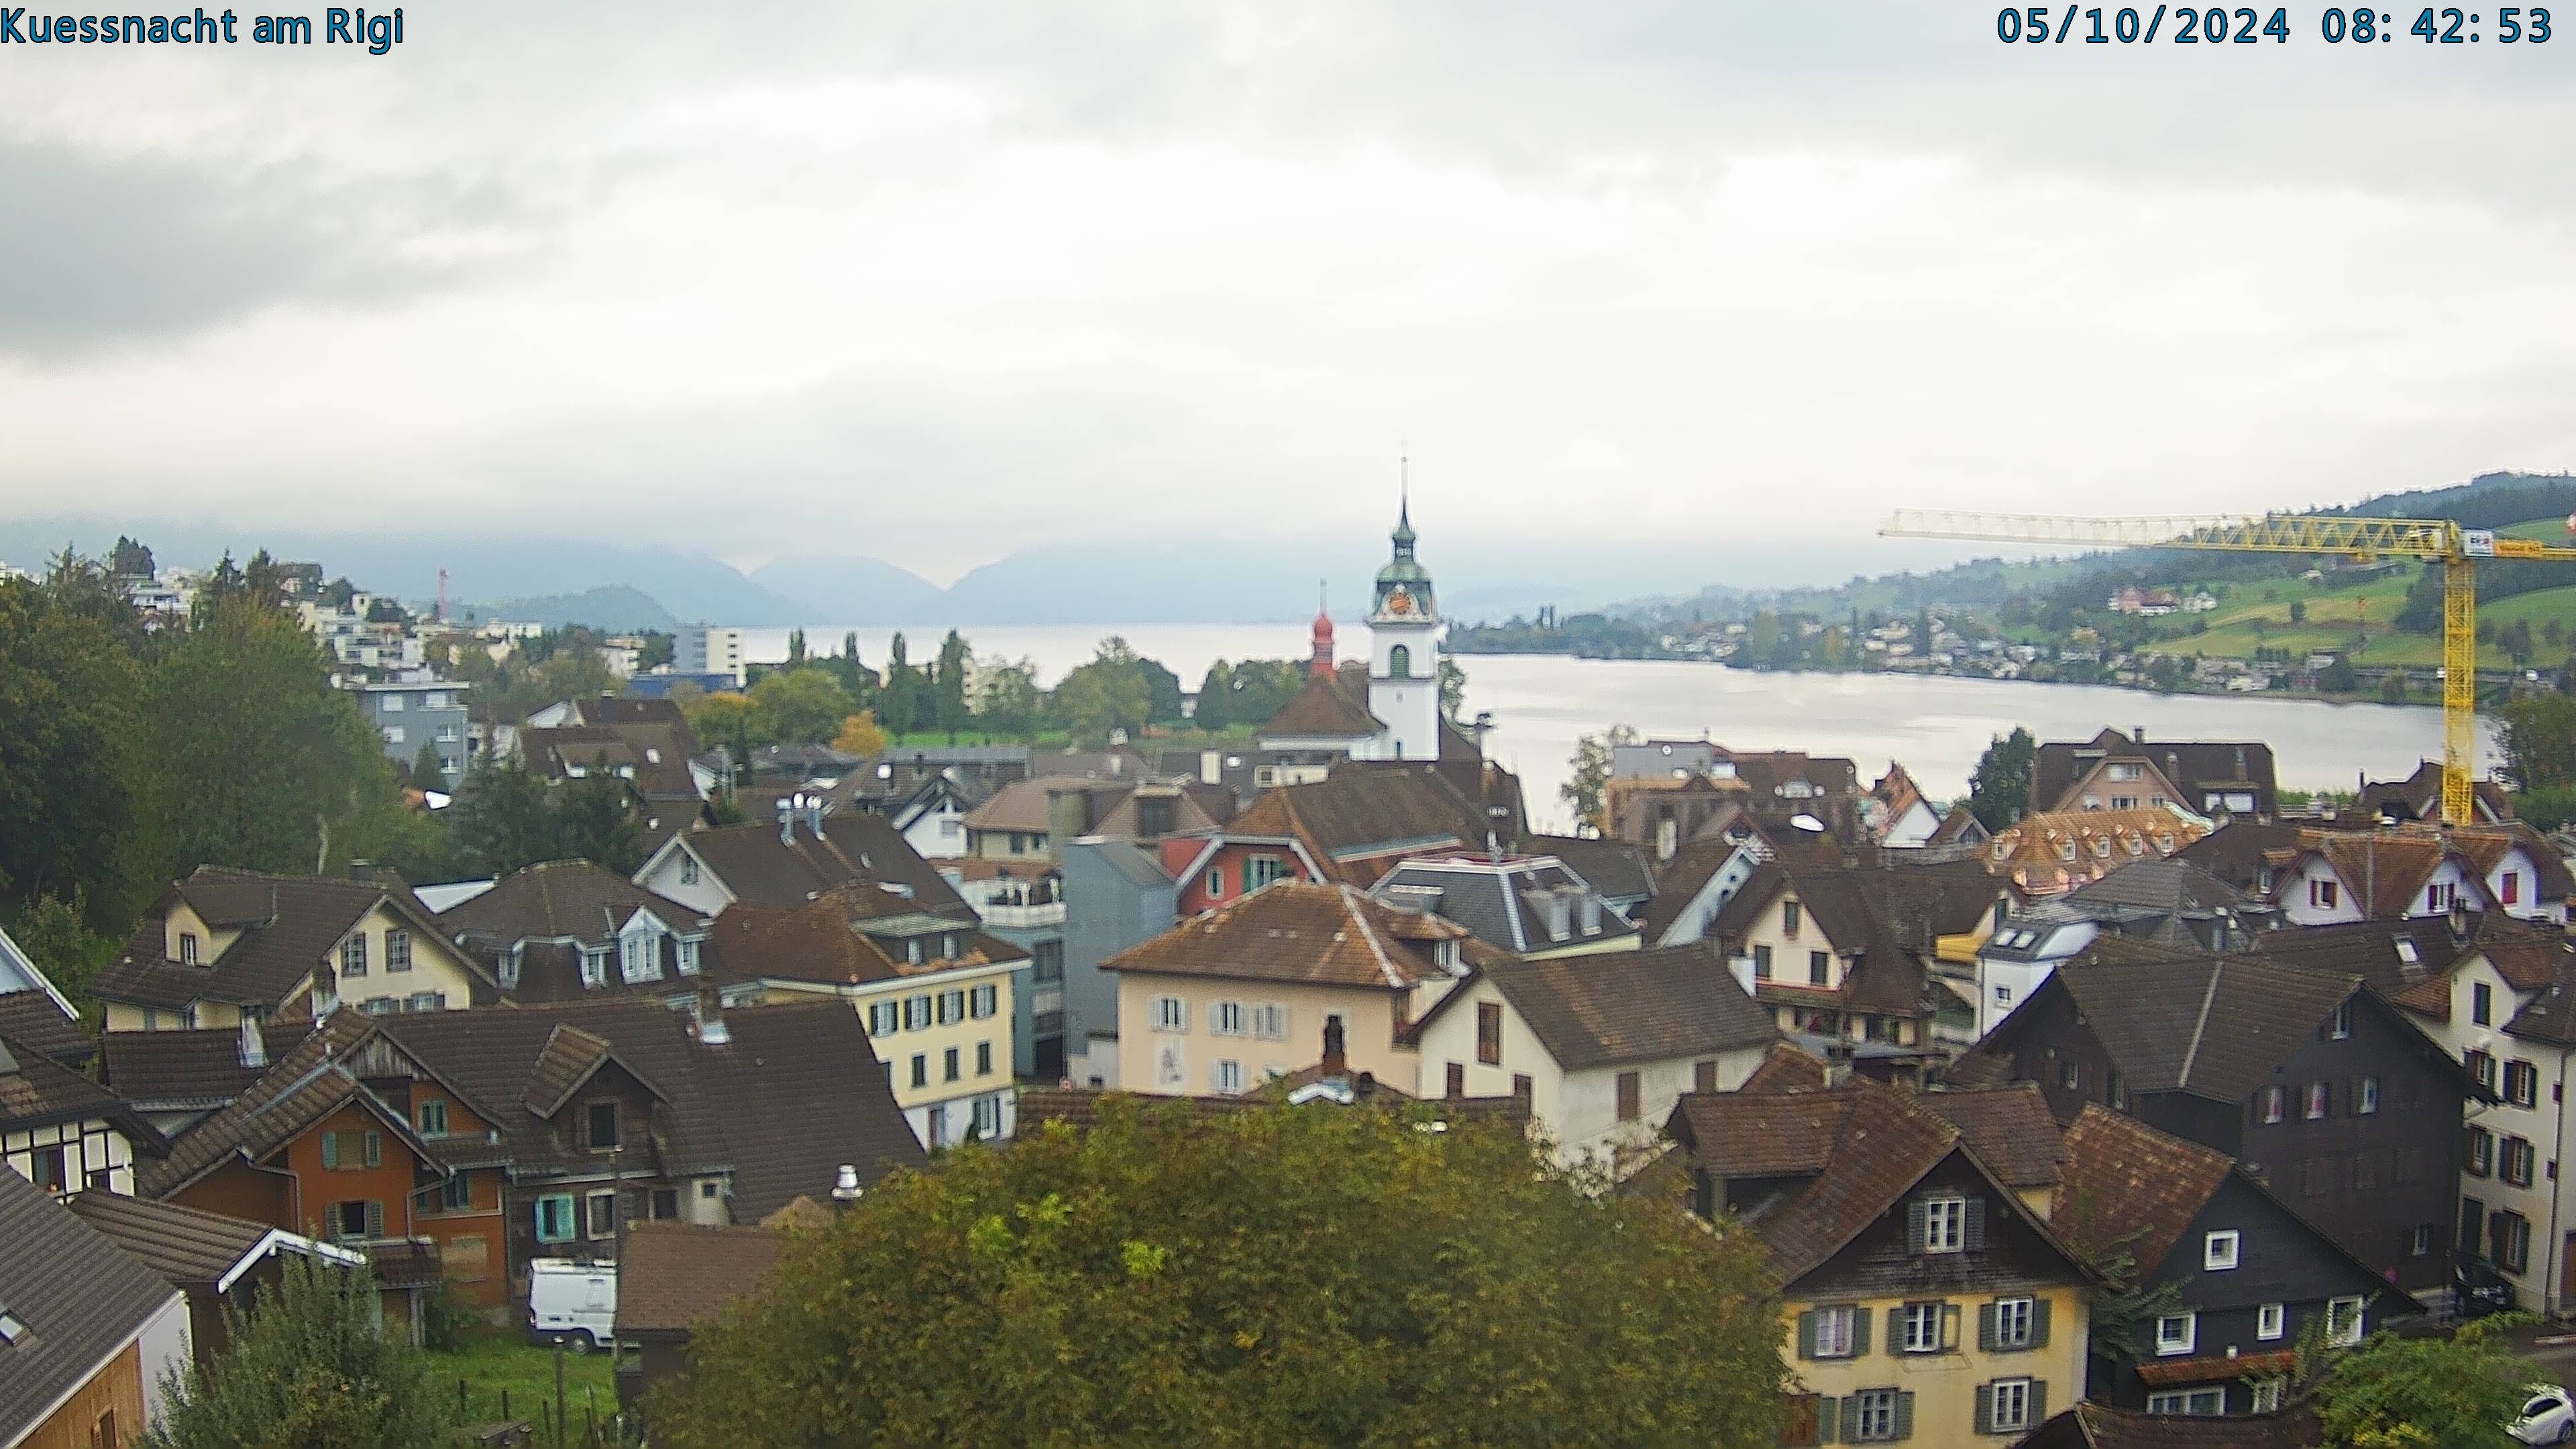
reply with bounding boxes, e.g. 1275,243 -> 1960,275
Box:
5,1 -> 2575,585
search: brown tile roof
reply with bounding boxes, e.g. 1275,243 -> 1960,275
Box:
0,990 -> 91,1069
613,1220 -> 786,1337
63,1190 -> 325,1291
2506,953 -> 2576,1046
1260,672 -> 1384,737
2174,818 -> 2306,895
0,1169 -> 185,1445
673,811 -> 970,915
521,1023 -> 616,1117
136,1017 -> 418,1199
2021,1399 -> 2321,1448
1527,834 -> 1654,902
1737,1041 -> 1829,1093
101,1027 -> 270,1110
523,720 -> 703,806
0,1034 -> 141,1137
441,861 -> 711,947
1224,767 -> 1496,888
959,775 -> 1124,836
2029,729 -> 2276,818
1985,809 -> 2213,896
2051,1106 -> 2233,1284
1408,943 -> 1778,1072
2355,759 -> 2517,824
91,866 -> 490,1014
2042,954 -> 2368,1103
1018,1081 -> 1526,1131
1705,846 -> 2006,1016
1635,837 -> 1758,938
1913,1084 -> 2065,1189
2245,915 -> 2483,1000
706,883 -> 1028,989
1099,881 -> 1476,990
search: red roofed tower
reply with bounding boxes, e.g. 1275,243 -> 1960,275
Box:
1309,580 -> 1335,678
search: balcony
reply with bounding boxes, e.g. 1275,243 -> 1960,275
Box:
978,900 -> 1065,930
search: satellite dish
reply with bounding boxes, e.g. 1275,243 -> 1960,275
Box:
1791,814 -> 1827,833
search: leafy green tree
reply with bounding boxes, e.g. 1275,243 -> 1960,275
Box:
972,659 -> 1042,739
934,631 -> 974,742
749,667 -> 858,747
1559,723 -> 1636,836
1966,727 -> 2037,832
1192,661 -> 1236,732
553,767 -> 648,876
880,633 -> 924,737
2502,692 -> 2576,793
786,627 -> 808,669
1224,660 -> 1308,729
2309,1315 -> 2530,1449
653,1099 -> 1786,1448
409,740 -> 449,790
3,890 -> 115,1008
1140,653 -> 1185,726
1051,638 -> 1154,742
140,1258 -> 447,1449
0,571 -> 156,927
146,594 -> 407,878
2380,673 -> 2410,706
831,631 -> 880,706
1439,657 -> 1468,719
109,535 -> 156,578
447,756 -> 559,877
2289,599 -> 2308,624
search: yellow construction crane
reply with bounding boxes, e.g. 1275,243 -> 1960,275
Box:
1880,509 -> 2576,826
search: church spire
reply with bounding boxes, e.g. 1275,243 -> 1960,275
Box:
1391,454 -> 1416,557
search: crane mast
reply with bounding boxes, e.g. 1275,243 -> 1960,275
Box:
1880,509 -> 2576,826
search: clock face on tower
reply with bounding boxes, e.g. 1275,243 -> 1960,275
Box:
1387,586 -> 1413,616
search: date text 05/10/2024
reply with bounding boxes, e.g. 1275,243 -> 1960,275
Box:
1997,5 -> 2551,42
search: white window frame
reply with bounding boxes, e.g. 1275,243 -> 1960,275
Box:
1922,1195 -> 1966,1254
1250,1003 -> 1286,1040
869,1000 -> 899,1036
2330,1000 -> 2354,1039
1901,1301 -> 1943,1354
676,938 -> 700,976
2357,1075 -> 2379,1115
1214,1000 -> 1246,1036
1214,1059 -> 1244,1094
1989,1377 -> 2033,1434
2154,1311 -> 2196,1356
1152,996 -> 1186,1032
1813,1303 -> 1856,1359
1205,869 -> 1223,898
2147,1388 -> 2224,1416
1849,1389 -> 1898,1442
2256,1302 -> 2284,1340
972,1093 -> 1002,1137
2203,1230 -> 2240,1271
1992,1295 -> 2033,1349
971,983 -> 997,1019
2324,1295 -> 2365,1347
2250,1378 -> 2286,1413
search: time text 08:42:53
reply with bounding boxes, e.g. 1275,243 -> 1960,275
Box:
1996,6 -> 2551,42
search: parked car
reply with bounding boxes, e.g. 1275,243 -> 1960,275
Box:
2513,1383 -> 2575,1446
527,1258 -> 616,1352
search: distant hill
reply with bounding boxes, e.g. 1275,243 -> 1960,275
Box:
747,553 -> 947,622
470,584 -> 679,633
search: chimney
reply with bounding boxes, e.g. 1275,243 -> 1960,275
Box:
2133,726 -> 2145,745
2449,899 -> 2472,943
830,1163 -> 863,1209
1356,1070 -> 1379,1101
237,1015 -> 266,1069
1046,787 -> 1092,852
775,796 -> 796,845
806,795 -> 828,837
1320,1014 -> 1347,1080
1824,1038 -> 1855,1088
693,979 -> 731,1047
345,858 -> 373,881
1729,953 -> 1756,998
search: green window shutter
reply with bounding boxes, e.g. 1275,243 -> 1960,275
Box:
1886,1306 -> 1905,1354
1943,1303 -> 1963,1352
1906,1199 -> 1928,1252
2032,1296 -> 2052,1348
364,1130 -> 382,1167
1837,1397 -> 1859,1444
320,1132 -> 338,1170
1241,858 -> 1254,894
1851,1305 -> 1872,1356
1974,1383 -> 1994,1437
1978,1301 -> 1998,1352
1817,1395 -> 1837,1444
364,1199 -> 384,1238
2029,1380 -> 2049,1428
1964,1197 -> 1988,1252
1892,1390 -> 1915,1441
1797,1309 -> 1819,1359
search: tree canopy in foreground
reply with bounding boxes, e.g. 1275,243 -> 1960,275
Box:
655,1100 -> 1788,1448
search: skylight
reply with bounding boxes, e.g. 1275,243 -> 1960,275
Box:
0,1299 -> 25,1345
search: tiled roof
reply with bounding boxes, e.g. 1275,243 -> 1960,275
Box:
708,884 -> 1028,989
523,720 -> 703,804
1737,1040 -> 1829,1093
1635,837 -> 1758,938
2355,759 -> 2517,824
1913,1084 -> 2065,1189
674,812 -> 971,914
2173,818 -> 2306,894
1018,1082 -> 1526,1131
521,1023 -> 616,1117
0,989 -> 92,1069
0,1169 -> 184,1445
101,1027 -> 270,1109
1414,944 -> 1776,1072
137,1016 -> 415,1199
2030,729 -> 2276,818
1368,854 -> 1638,955
959,775 -> 1128,836
2021,1399 -> 2321,1448
91,866 -> 488,1014
1527,835 -> 1653,902
1705,845 -> 2004,1016
1260,672 -> 1384,737
1223,767 -> 1495,888
2506,952 -> 2576,1046
2051,1106 -> 2233,1285
2245,915 -> 2481,1000
614,1221 -> 785,1336
441,861 -> 710,947
63,1190 -> 326,1291
2043,955 -> 2366,1103
1985,809 -> 2214,895
1100,881 -> 1479,990
0,1034 -> 138,1136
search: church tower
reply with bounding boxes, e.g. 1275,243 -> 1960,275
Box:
1367,485 -> 1442,761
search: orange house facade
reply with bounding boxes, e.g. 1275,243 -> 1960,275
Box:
1162,835 -> 1322,918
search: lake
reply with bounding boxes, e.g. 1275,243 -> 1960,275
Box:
746,624 -> 2491,835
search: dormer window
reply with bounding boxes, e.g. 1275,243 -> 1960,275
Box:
179,931 -> 199,965
676,938 -> 700,976
680,855 -> 700,887
1915,1195 -> 1971,1254
1435,938 -> 1461,971
622,934 -> 661,983
581,947 -> 609,987
906,938 -> 924,966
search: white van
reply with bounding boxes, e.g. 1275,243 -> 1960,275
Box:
527,1258 -> 616,1352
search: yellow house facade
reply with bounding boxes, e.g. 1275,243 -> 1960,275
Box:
93,868 -> 491,1032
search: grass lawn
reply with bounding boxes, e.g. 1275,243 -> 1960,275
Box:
425,1334 -> 618,1431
